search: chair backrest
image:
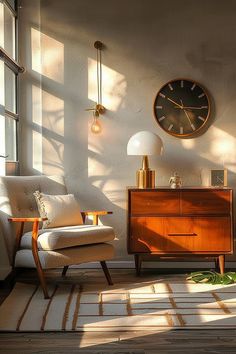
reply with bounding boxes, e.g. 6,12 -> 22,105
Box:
0,175 -> 67,265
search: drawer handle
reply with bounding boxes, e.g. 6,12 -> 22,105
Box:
168,233 -> 197,236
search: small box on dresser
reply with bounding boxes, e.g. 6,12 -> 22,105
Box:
127,187 -> 233,275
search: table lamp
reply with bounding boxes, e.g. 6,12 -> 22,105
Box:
127,131 -> 163,188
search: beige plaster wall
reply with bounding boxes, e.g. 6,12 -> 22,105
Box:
18,0 -> 236,263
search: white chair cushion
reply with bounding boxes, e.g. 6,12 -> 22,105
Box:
15,243 -> 115,269
20,224 -> 115,251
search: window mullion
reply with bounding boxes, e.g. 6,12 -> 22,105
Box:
2,0 -> 17,17
0,47 -> 24,74
5,109 -> 19,120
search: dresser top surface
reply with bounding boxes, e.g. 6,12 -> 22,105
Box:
127,186 -> 232,191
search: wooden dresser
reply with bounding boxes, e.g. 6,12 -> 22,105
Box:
127,187 -> 233,275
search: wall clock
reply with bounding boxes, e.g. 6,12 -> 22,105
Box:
153,79 -> 210,138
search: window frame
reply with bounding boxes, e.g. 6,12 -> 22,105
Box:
0,0 -> 24,169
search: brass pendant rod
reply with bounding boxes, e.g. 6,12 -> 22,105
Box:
99,48 -> 102,105
97,46 -> 100,104
94,41 -> 103,106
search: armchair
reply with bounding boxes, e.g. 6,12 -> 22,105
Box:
0,176 -> 115,299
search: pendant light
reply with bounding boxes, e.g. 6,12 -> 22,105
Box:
86,41 -> 105,134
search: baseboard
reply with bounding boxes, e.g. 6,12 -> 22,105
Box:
71,261 -> 236,269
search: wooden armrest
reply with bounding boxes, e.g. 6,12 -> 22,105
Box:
9,217 -> 47,263
81,210 -> 113,225
81,211 -> 113,216
8,217 -> 48,222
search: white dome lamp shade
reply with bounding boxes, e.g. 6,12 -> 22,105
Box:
127,131 -> 163,188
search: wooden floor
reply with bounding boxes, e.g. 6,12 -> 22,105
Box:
1,268 -> 236,354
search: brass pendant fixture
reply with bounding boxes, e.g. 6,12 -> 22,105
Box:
86,41 -> 105,134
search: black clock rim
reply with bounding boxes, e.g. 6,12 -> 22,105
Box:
153,78 -> 211,138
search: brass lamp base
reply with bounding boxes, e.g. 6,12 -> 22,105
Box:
136,156 -> 156,188
136,169 -> 155,188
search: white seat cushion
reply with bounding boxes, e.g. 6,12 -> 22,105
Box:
15,243 -> 115,269
20,225 -> 115,251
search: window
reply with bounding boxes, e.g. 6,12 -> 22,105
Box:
0,0 -> 24,173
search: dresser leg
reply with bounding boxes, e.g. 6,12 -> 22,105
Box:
134,254 -> 142,276
219,255 -> 225,274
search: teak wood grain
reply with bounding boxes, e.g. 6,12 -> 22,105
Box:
130,191 -> 180,215
181,190 -> 231,215
127,188 -> 233,275
130,216 -> 231,253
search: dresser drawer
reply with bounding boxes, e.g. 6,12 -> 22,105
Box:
129,216 -> 232,253
181,190 -> 231,215
130,191 -> 180,215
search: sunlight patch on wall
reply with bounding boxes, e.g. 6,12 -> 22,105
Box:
200,126 -> 236,172
181,139 -> 196,150
32,85 -> 42,173
32,85 -> 42,125
88,58 -> 127,111
32,85 -> 64,174
32,130 -> 43,173
31,28 -> 64,83
31,27 -> 41,75
42,90 -> 64,175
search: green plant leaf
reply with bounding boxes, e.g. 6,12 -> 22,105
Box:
187,271 -> 236,285
221,274 -> 233,285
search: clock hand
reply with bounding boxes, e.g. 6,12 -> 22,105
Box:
174,106 -> 203,110
167,97 -> 183,109
180,99 -> 193,128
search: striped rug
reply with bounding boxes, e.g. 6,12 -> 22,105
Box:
1,281 -> 236,331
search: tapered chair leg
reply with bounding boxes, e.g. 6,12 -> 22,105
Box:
62,266 -> 69,276
35,265 -> 49,299
100,261 -> 113,285
31,220 -> 49,299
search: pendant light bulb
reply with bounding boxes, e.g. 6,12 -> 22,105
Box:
91,111 -> 102,134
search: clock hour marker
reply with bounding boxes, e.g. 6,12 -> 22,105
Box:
168,124 -> 173,131
191,124 -> 196,131
168,83 -> 173,91
180,126 -> 184,134
155,105 -> 163,109
159,93 -> 166,98
181,80 -> 184,88
198,116 -> 205,121
198,93 -> 205,98
191,83 -> 196,91
158,116 -> 166,122
201,105 -> 208,109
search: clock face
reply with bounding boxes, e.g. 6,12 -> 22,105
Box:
153,79 -> 210,138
